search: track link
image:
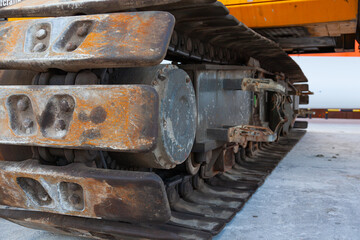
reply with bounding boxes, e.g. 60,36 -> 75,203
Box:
0,130 -> 306,239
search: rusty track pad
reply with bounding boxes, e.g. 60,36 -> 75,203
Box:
0,12 -> 175,71
0,160 -> 171,223
0,85 -> 158,152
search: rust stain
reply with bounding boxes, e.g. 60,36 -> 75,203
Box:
0,85 -> 158,151
0,12 -> 174,71
89,106 -> 107,124
0,160 -> 170,222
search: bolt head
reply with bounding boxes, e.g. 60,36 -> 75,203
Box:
33,43 -> 46,52
65,42 -> 77,52
55,120 -> 66,131
17,97 -> 29,111
35,29 -> 47,40
23,118 -> 33,129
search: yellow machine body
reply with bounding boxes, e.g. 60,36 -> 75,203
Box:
220,0 -> 357,29
219,0 -> 359,54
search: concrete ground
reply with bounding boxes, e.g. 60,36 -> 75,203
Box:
0,118 -> 360,240
215,118 -> 360,240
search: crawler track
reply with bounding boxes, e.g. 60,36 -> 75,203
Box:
0,130 -> 306,240
0,0 -> 309,239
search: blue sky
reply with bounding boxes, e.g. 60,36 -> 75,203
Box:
292,56 -> 360,109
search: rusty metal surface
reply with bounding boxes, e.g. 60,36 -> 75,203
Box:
0,85 -> 158,152
241,78 -> 286,94
0,1 -> 309,239
207,125 -> 277,148
0,0 -> 179,17
0,130 -> 306,240
0,12 -> 174,71
0,160 -> 171,223
222,77 -> 286,93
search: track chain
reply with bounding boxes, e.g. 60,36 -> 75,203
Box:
0,130 -> 305,240
160,130 -> 306,239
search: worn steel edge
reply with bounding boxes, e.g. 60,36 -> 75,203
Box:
0,209 -> 181,240
0,0 -> 180,17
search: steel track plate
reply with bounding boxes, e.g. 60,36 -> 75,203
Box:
0,85 -> 158,152
0,160 -> 171,223
0,12 -> 175,71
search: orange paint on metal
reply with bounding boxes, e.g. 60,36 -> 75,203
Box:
220,0 -> 358,28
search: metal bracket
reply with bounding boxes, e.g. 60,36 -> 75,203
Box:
289,83 -> 313,96
223,78 -> 286,93
207,125 -> 277,148
241,78 -> 286,93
